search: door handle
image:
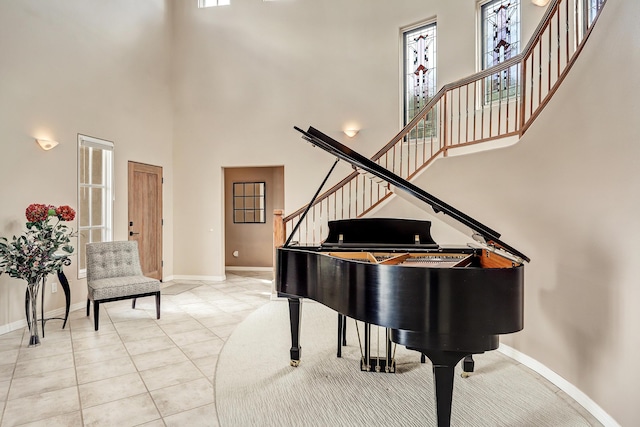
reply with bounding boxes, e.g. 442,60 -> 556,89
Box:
129,231 -> 140,236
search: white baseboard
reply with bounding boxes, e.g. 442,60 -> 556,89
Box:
0,318 -> 28,335
225,266 -> 273,272
171,274 -> 226,282
499,344 -> 620,427
0,301 -> 86,336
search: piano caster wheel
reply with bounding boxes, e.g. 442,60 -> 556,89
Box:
461,372 -> 470,378
290,360 -> 300,367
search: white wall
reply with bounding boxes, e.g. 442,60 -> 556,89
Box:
170,0 -> 546,278
172,0 -> 638,424
2,0 -> 636,424
390,1 -> 639,424
0,1 -> 174,328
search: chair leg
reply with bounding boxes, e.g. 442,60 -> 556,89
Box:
86,299 -> 90,316
132,298 -> 136,309
94,301 -> 100,331
155,292 -> 161,319
337,314 -> 343,358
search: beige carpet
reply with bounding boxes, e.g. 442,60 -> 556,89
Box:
215,300 -> 598,426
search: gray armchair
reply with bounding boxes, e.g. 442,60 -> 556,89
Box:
86,241 -> 160,330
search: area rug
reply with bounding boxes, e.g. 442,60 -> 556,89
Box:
215,300 -> 594,426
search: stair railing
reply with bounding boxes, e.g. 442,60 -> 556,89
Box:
275,0 -> 606,248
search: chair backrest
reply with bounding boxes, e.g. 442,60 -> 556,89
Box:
86,241 -> 144,281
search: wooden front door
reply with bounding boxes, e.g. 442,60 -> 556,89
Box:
128,161 -> 163,280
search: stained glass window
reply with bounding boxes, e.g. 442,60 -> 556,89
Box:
481,0 -> 520,103
585,0 -> 605,27
404,22 -> 437,127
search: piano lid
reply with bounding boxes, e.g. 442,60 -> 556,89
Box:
294,125 -> 530,263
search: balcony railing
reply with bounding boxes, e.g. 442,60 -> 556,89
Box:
275,0 -> 606,248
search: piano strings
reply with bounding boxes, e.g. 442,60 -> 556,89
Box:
327,251 -> 472,268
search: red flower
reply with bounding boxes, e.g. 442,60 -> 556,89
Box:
25,204 -> 49,222
55,205 -> 75,221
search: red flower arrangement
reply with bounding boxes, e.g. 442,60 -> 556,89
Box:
55,205 -> 75,222
0,204 -> 76,283
25,204 -> 75,223
25,204 -> 50,222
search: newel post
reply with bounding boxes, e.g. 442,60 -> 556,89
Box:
274,209 -> 285,248
273,209 -> 285,281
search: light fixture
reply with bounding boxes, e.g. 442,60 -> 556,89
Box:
344,129 -> 359,138
531,0 -> 550,6
36,139 -> 59,151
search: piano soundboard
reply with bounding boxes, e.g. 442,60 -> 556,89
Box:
327,251 -> 472,268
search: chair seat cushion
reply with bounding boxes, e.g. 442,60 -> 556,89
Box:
88,275 -> 160,301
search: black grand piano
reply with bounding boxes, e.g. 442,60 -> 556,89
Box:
275,126 -> 529,427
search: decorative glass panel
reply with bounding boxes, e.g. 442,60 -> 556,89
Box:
481,0 -> 520,103
233,182 -> 266,224
586,0 -> 605,28
404,22 -> 437,129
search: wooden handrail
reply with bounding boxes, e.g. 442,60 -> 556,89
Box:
277,0 -> 607,246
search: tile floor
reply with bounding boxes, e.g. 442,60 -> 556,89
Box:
0,271 -> 274,427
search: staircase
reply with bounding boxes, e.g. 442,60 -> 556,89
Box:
275,0 -> 607,248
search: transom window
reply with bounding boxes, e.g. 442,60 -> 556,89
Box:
480,0 -> 520,103
403,21 -> 437,127
77,135 -> 114,277
198,0 -> 230,8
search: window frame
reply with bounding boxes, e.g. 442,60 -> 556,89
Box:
77,134 -> 114,278
232,182 -> 266,224
198,0 -> 230,8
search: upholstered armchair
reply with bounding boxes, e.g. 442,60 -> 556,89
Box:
86,241 -> 160,330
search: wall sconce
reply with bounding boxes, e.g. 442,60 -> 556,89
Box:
531,0 -> 550,6
36,139 -> 59,151
343,129 -> 359,138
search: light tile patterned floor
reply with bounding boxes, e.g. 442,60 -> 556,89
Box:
0,271 -> 273,427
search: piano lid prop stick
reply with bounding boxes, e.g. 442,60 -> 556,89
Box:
284,158 -> 340,247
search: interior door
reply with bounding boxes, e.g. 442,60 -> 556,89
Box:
128,161 -> 163,280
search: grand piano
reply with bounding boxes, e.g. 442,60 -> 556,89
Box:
275,126 -> 529,427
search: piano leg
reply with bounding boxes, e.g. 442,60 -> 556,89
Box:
385,328 -> 394,373
362,323 -> 371,371
337,314 -> 347,358
288,297 -> 302,366
462,355 -> 475,378
421,350 -> 468,427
